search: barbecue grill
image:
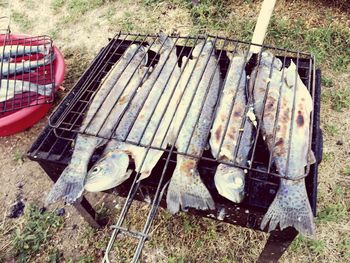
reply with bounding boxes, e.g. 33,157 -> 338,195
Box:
27,33 -> 323,262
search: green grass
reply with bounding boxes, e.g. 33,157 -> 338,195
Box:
343,166 -> 350,175
321,76 -> 334,87
317,203 -> 348,223
330,88 -> 350,112
51,0 -> 66,12
12,149 -> 23,163
11,11 -> 33,31
11,205 -> 64,263
291,236 -> 325,255
67,0 -> 105,15
324,124 -> 339,136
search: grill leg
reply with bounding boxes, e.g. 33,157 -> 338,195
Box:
257,227 -> 298,263
38,161 -> 100,228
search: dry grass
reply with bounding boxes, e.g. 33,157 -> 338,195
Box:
0,0 -> 349,262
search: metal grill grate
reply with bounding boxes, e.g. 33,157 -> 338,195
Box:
28,32 -> 322,263
0,32 -> 55,115
48,33 -> 315,180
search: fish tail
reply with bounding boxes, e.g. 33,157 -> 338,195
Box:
45,167 -> 85,205
166,158 -> 215,214
261,179 -> 315,238
150,32 -> 172,53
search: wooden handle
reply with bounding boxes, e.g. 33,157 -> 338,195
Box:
250,0 -> 277,54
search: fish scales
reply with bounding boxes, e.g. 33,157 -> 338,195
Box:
0,44 -> 48,60
1,53 -> 55,77
251,52 -> 315,237
210,52 -> 253,203
84,34 -> 182,192
82,44 -> 148,137
0,79 -> 53,102
166,41 -> 221,214
45,44 -> 148,204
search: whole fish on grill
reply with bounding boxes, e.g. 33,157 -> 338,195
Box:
0,44 -> 49,60
0,79 -> 53,102
1,53 -> 55,77
85,33 -> 183,192
210,52 -> 253,203
166,40 -> 220,214
45,44 -> 149,204
250,51 -> 315,237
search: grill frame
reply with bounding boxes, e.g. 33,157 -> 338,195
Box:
27,33 -> 322,262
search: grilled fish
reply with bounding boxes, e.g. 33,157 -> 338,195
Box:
250,51 -> 315,237
1,53 -> 55,77
0,44 -> 49,60
0,79 -> 53,102
166,40 -> 220,214
210,52 -> 253,203
45,44 -> 148,204
85,33 -> 182,191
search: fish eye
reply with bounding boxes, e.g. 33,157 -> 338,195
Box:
92,166 -> 101,174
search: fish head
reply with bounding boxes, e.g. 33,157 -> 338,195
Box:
84,151 -> 130,192
260,51 -> 282,70
214,164 -> 245,203
192,40 -> 214,58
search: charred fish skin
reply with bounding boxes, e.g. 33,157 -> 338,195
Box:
166,41 -> 220,214
85,34 -> 182,191
0,79 -> 53,102
0,52 -> 55,77
0,44 -> 49,61
251,52 -> 315,237
210,52 -> 253,203
45,45 -> 148,204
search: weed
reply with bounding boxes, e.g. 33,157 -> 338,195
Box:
330,88 -> 350,112
291,236 -> 325,255
324,124 -> 339,136
322,151 -> 334,162
338,238 -> 350,260
11,11 -> 33,32
317,203 -> 347,222
67,255 -> 95,263
309,239 -> 325,254
119,11 -> 135,32
321,76 -> 333,87
51,0 -> 66,12
343,166 -> 350,175
46,248 -> 61,263
12,205 -> 64,262
12,149 -> 23,164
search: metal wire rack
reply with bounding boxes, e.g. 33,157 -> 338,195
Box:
37,33 -> 320,262
0,30 -> 55,115
48,33 -> 315,180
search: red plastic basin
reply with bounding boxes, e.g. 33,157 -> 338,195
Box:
0,34 -> 65,136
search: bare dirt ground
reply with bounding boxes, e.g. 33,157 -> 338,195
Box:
0,0 -> 350,262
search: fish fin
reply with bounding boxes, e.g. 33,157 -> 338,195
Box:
227,52 -> 234,61
150,32 -> 170,53
135,149 -> 163,181
137,172 -> 151,182
309,151 -> 316,164
261,179 -> 315,238
166,159 -> 215,214
285,62 -> 297,88
45,167 -> 85,205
